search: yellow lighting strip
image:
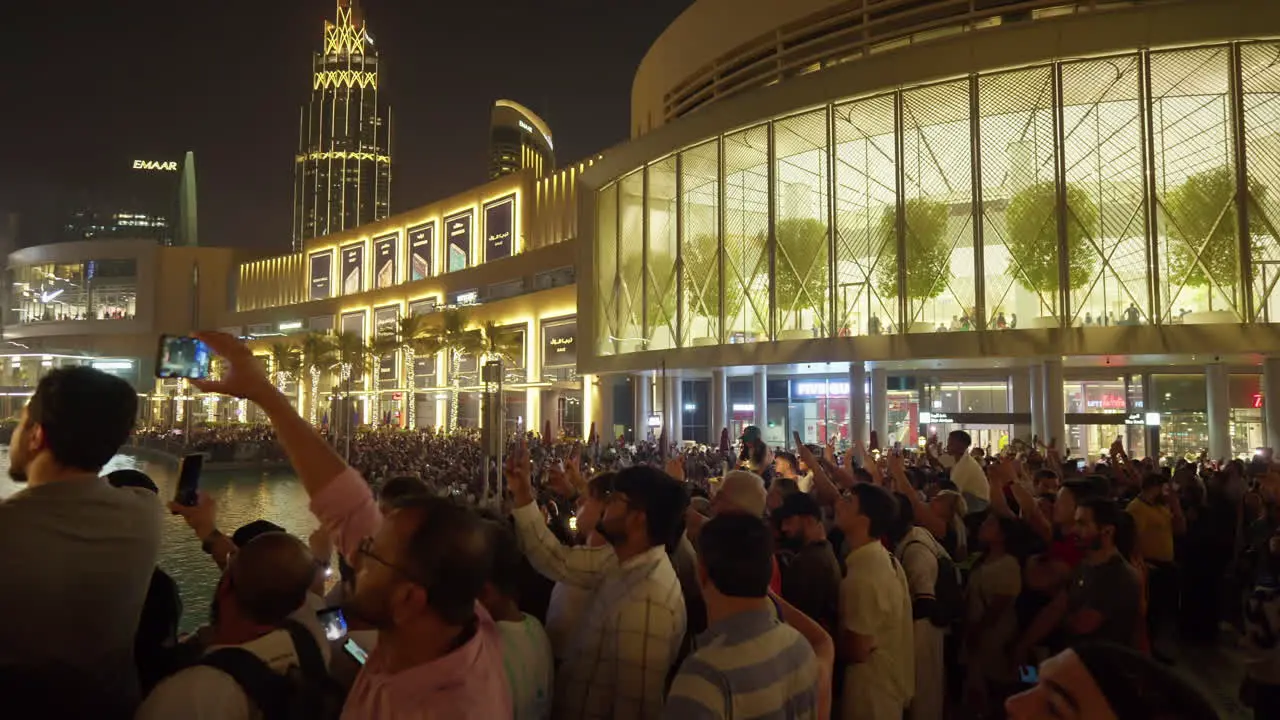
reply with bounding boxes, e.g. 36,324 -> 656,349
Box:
295,151 -> 390,164
314,70 -> 377,90
323,6 -> 367,57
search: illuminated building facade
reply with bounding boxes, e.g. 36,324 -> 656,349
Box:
231,162 -> 590,435
61,151 -> 198,247
581,0 -> 1280,461
292,0 -> 392,253
489,100 -> 555,180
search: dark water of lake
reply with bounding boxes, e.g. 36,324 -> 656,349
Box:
0,449 -> 315,632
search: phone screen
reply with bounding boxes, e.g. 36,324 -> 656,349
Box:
343,637 -> 368,665
174,453 -> 203,507
568,515 -> 578,532
1018,664 -> 1039,684
156,335 -> 211,379
318,607 -> 348,641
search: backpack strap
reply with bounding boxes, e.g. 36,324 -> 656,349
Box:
280,619 -> 329,679
200,647 -> 290,720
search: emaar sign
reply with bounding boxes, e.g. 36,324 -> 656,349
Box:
132,159 -> 178,171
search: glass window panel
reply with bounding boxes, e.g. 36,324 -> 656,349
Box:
1241,42 -> 1280,322
979,66 -> 1062,329
774,108 -> 831,338
617,171 -> 645,351
1062,55 -> 1150,328
902,80 -> 975,332
834,95 -> 898,336
645,157 -> 678,350
595,183 -> 618,355
723,124 -> 771,343
681,140 -> 721,346
1151,47 -> 1240,321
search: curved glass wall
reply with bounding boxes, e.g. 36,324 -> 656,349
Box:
594,40 -> 1280,356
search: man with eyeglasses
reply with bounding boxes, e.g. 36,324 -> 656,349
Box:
507,440 -> 689,720
187,332 -> 511,719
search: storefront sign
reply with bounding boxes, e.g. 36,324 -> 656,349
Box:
542,319 -> 577,369
309,251 -> 332,301
919,412 -> 952,424
132,159 -> 178,171
791,380 -> 850,399
278,321 -> 302,331
408,222 -> 434,281
484,195 -> 515,262
1124,413 -> 1145,426
444,211 -> 472,272
340,243 -> 365,295
373,233 -> 398,288
1254,393 -> 1264,409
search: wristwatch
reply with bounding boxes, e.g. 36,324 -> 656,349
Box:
201,529 -> 225,555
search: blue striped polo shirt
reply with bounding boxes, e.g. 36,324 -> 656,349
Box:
663,606 -> 818,719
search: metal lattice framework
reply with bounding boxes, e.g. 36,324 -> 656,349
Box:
594,39 -> 1280,357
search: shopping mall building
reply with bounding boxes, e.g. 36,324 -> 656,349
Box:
577,0 -> 1280,461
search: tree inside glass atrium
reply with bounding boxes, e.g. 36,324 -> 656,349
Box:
773,217 -> 829,333
1165,165 -> 1264,313
875,198 -> 951,322
1003,181 -> 1099,317
682,232 -> 744,341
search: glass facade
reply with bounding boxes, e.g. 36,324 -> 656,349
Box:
9,259 -> 138,323
595,41 -> 1280,351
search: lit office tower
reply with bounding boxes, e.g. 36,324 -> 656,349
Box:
489,100 -> 555,180
292,0 -> 391,252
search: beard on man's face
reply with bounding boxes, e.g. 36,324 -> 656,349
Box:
595,517 -> 628,547
7,432 -> 29,483
343,584 -> 393,630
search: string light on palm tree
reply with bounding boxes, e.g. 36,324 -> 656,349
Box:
300,332 -> 336,427
396,313 -> 435,430
422,309 -> 483,432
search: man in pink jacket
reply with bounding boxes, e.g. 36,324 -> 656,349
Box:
192,331 -> 512,720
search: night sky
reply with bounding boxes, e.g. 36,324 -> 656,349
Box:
0,0 -> 693,253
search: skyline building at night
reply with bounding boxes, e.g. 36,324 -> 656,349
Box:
489,99 -> 555,180
292,0 -> 392,253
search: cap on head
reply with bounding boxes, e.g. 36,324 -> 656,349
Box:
718,470 -> 767,517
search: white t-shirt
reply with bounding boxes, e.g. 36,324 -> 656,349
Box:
841,541 -> 915,720
949,452 -> 989,505
499,613 -> 555,720
896,527 -> 946,720
135,606 -> 330,720
546,580 -> 592,660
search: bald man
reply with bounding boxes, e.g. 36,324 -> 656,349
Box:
136,532 -> 334,720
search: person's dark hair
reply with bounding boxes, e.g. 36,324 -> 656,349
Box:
1072,641 -> 1219,719
106,469 -> 158,495
1077,496 -> 1122,533
850,482 -> 898,539
948,429 -> 972,449
396,496 -> 492,626
1141,473 -> 1168,491
586,471 -> 617,501
26,367 -> 136,471
936,478 -> 959,494
231,519 -> 286,548
379,475 -> 429,505
698,513 -> 774,598
774,451 -> 799,472
1114,510 -> 1137,560
483,517 -> 523,600
888,492 -> 916,545
775,491 -> 821,522
772,476 -> 800,496
611,466 -> 690,551
1062,478 -> 1100,504
229,532 -> 315,625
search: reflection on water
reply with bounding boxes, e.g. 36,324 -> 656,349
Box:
0,449 -> 314,632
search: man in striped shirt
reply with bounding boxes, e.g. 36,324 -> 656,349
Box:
664,514 -> 819,719
508,443 -> 688,720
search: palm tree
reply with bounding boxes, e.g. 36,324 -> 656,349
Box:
396,313 -> 439,429
423,309 -> 483,431
299,332 -> 335,426
267,342 -> 301,394
364,334 -> 401,427
479,321 -> 523,369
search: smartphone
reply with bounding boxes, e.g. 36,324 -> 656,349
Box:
1076,458 -> 1088,472
317,607 -> 348,642
156,334 -> 211,379
174,453 -> 203,507
1018,664 -> 1039,684
568,515 -> 578,533
343,637 -> 369,665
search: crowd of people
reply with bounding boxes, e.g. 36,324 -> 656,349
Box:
0,330 -> 1277,719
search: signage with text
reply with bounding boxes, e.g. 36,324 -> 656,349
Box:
409,298 -> 438,317
484,195 -> 515,262
132,159 -> 178,171
309,252 -> 332,301
407,222 -> 434,281
542,319 -> 577,369
341,243 -> 365,295
373,233 -> 398,288
375,305 -> 399,382
791,380 -> 851,399
444,211 -> 472,273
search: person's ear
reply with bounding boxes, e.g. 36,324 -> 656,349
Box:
27,422 -> 44,454
391,582 -> 428,625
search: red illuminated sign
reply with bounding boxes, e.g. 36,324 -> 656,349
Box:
1254,393 -> 1264,409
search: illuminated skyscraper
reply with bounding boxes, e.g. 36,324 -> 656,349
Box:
292,0 -> 392,252
489,100 -> 555,180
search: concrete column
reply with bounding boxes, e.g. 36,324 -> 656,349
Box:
1029,364 -> 1044,443
593,375 -> 612,443
633,374 -> 652,442
526,388 -> 541,434
711,368 -> 728,443
659,375 -> 675,442
1263,358 -> 1280,451
669,377 -> 684,445
753,367 -> 768,427
849,362 -> 868,446
870,366 -> 889,443
1206,362 -> 1231,461
1042,358 -> 1066,449
1010,369 -> 1031,442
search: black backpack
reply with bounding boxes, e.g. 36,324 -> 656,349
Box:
198,620 -> 346,720
902,539 -> 964,628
